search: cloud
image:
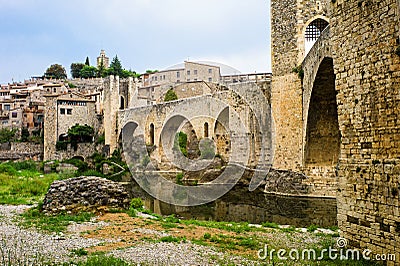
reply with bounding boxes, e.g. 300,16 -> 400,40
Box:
0,0 -> 272,83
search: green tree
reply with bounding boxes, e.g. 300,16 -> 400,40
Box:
80,65 -> 98,79
44,64 -> 67,79
0,128 -> 17,143
20,128 -> 30,142
85,56 -> 90,66
146,70 -> 159,74
164,88 -> 178,102
109,55 -> 123,77
97,58 -> 105,77
70,63 -> 85,78
68,124 -> 94,143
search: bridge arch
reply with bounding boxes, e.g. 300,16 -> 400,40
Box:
302,26 -> 339,167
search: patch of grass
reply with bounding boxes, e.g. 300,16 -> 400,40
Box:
280,226 -> 296,233
0,162 -> 60,205
164,214 -> 179,223
160,236 -> 186,243
161,222 -> 178,229
203,233 -> 211,240
307,224 -> 319,232
71,248 -> 88,257
262,221 -> 279,229
67,255 -> 131,266
20,206 -> 94,232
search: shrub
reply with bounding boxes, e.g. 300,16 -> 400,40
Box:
20,128 -> 30,142
203,233 -> 212,240
130,198 -> 143,210
0,128 -> 17,143
292,65 -> 304,79
63,158 -> 89,173
174,132 -> 188,157
68,124 -> 95,143
56,141 -> 68,151
176,173 -> 184,185
164,88 -> 178,102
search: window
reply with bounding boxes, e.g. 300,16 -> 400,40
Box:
208,77 -> 212,82
12,112 -> 17,118
208,69 -> 212,74
60,108 -> 65,115
4,104 -> 10,111
204,122 -> 209,138
194,70 -> 198,75
187,70 -> 190,75
67,109 -> 72,115
53,88 -> 57,93
149,123 -> 155,146
305,18 -> 329,55
163,75 -> 166,80
177,72 -> 180,78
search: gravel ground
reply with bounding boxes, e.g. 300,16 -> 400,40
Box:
0,205 -> 102,265
0,205 -> 257,265
110,242 -> 256,266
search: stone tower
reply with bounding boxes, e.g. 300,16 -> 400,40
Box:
97,50 -> 110,69
270,0 -> 330,170
103,76 -> 136,155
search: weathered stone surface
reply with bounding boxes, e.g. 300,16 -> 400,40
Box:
42,176 -> 131,215
0,142 -> 43,161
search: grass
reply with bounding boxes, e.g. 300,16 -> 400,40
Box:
0,163 -> 60,204
71,248 -> 89,257
20,205 -> 94,232
63,255 -> 132,266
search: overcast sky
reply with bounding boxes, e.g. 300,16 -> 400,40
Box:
0,0 -> 271,83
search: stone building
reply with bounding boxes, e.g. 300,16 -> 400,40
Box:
97,50 -> 110,69
43,92 -> 100,161
141,61 -> 221,88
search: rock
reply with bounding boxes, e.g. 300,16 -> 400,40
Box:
42,176 -> 131,215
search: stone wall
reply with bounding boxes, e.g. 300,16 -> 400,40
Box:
330,0 -> 400,263
149,185 -> 337,227
42,176 -> 131,214
48,143 -> 101,162
0,142 -> 43,161
271,74 -> 303,170
271,0 -> 330,76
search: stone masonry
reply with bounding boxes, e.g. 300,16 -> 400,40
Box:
330,0 -> 400,263
42,176 -> 131,215
271,0 -> 400,263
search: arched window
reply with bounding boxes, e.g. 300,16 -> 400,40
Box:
204,122 -> 209,138
305,18 -> 329,55
120,96 -> 125,110
149,123 -> 155,146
